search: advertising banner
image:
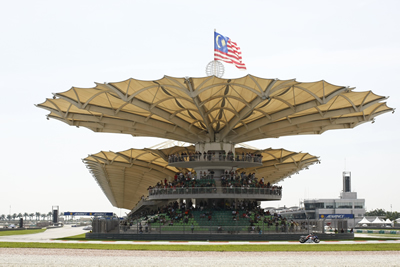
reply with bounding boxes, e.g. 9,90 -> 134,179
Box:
319,214 -> 354,219
64,212 -> 113,216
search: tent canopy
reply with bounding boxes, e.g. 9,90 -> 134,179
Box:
371,217 -> 384,224
357,217 -> 371,224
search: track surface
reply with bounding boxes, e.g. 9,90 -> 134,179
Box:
1,249 -> 400,266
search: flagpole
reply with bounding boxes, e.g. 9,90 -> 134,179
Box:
214,29 -> 216,76
214,29 -> 216,61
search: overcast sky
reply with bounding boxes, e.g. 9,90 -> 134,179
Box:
1,0 -> 399,216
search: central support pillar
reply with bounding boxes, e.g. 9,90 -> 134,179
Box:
194,141 -> 237,179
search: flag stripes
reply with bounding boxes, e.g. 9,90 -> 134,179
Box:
214,39 -> 246,70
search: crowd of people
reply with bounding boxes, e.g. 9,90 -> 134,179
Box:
128,200 -> 196,231
145,170 -> 282,197
147,173 -> 216,196
168,150 -> 263,163
221,170 -> 282,191
127,199 -> 301,234
196,206 -> 301,233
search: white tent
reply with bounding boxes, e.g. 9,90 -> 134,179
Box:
385,219 -> 394,227
371,217 -> 384,224
357,217 -> 371,225
396,218 -> 400,223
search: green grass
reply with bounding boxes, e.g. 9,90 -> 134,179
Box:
356,234 -> 400,239
0,229 -> 46,236
55,234 -> 86,240
357,228 -> 399,231
0,242 -> 399,251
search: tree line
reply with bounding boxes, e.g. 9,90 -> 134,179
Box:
364,209 -> 400,221
0,212 -> 69,221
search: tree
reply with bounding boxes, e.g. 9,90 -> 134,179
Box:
23,212 -> 28,221
0,214 -> 5,221
41,214 -> 46,221
365,208 -> 386,216
29,213 -> 35,220
47,211 -> 53,221
386,211 -> 400,221
12,213 -> 17,220
35,212 -> 41,221
365,209 -> 400,221
6,215 -> 11,221
17,213 -> 23,220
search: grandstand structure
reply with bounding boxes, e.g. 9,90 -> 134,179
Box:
37,75 -> 393,236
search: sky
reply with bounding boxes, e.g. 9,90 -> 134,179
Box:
0,0 -> 399,217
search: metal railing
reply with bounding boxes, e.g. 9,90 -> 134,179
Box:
120,221 -> 308,235
148,187 -> 282,198
168,155 -> 263,163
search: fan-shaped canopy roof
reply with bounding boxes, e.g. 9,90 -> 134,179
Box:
37,75 -> 393,143
84,145 -> 318,209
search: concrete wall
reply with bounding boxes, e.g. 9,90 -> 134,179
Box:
86,232 -> 354,241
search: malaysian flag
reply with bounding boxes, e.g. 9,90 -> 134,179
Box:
214,31 -> 246,70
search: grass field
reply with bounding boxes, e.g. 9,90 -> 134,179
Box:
357,233 -> 400,239
0,229 -> 46,236
56,233 -> 86,240
0,242 -> 399,251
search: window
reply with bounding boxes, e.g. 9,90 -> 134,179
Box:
336,202 -> 352,209
354,202 -> 364,209
305,202 -> 325,210
324,202 -> 335,209
305,203 -> 315,210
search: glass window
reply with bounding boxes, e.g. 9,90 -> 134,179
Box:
336,202 -> 352,209
354,202 -> 364,209
324,202 -> 335,209
305,203 -> 315,210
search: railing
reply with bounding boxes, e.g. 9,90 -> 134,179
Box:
168,154 -> 263,163
119,221 -> 308,235
148,187 -> 282,198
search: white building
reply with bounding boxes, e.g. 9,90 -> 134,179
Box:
281,171 -> 365,229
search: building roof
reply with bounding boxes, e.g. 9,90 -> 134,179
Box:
83,146 -> 318,209
37,75 -> 393,143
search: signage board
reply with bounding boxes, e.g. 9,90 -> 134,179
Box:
64,212 -> 113,216
319,214 -> 354,219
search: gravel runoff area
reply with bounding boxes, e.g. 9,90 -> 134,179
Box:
1,249 -> 400,266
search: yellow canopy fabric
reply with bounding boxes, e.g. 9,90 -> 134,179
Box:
83,146 -> 319,210
37,75 -> 393,143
